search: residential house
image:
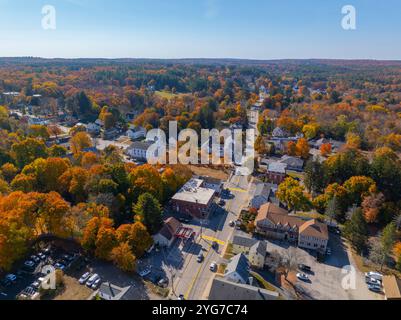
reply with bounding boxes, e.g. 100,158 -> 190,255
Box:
249,183 -> 272,209
126,126 -> 147,140
153,217 -> 182,247
272,127 -> 288,138
126,141 -> 154,161
279,155 -> 304,172
95,119 -> 104,127
298,219 -> 329,252
207,277 -> 279,300
255,203 -> 301,242
267,162 -> 287,185
383,276 -> 401,300
248,241 -> 268,269
223,253 -> 251,284
232,235 -> 267,269
102,128 -> 120,140
87,122 -> 101,135
255,203 -> 329,253
171,178 -> 216,219
311,138 -> 345,152
97,282 -> 131,301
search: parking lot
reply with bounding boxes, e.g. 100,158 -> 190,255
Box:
0,244 -> 88,300
264,234 -> 384,300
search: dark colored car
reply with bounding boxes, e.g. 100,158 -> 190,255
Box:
298,264 -> 312,273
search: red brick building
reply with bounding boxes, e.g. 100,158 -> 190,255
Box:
171,179 -> 216,219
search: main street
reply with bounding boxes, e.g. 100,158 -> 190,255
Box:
171,174 -> 251,300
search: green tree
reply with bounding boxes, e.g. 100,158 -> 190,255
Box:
133,193 -> 162,234
304,159 -> 326,196
369,222 -> 397,270
343,208 -> 368,254
325,195 -> 339,224
11,138 -> 48,168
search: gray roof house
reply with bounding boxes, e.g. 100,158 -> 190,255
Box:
97,282 -> 131,300
249,183 -> 272,209
224,254 -> 251,284
279,155 -> 304,172
232,235 -> 267,269
208,277 -> 279,300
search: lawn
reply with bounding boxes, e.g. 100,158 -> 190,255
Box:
188,165 -> 230,181
53,276 -> 92,300
155,91 -> 182,100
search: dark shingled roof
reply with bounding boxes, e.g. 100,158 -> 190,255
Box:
208,277 -> 279,300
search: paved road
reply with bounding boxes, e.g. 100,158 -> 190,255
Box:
171,174 -> 252,300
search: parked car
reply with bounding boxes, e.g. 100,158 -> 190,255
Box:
218,199 -> 226,206
229,221 -> 235,227
24,260 -> 36,270
365,272 -> 383,282
296,273 -> 309,282
86,274 -> 100,287
54,263 -> 66,271
31,280 -> 42,290
79,272 -> 92,285
197,253 -> 204,263
30,255 -> 40,263
62,254 -> 74,262
298,264 -> 312,273
212,241 -> 218,250
5,274 -> 17,283
366,277 -> 381,286
209,262 -> 217,272
139,267 -> 152,277
38,253 -> 47,261
91,278 -> 101,290
158,278 -> 169,288
367,284 -> 382,293
178,217 -> 191,224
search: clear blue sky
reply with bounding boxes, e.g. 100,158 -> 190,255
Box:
0,0 -> 400,59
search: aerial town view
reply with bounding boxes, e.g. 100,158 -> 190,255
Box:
0,1 -> 401,312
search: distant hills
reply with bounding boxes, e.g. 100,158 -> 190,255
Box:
1,57 -> 401,67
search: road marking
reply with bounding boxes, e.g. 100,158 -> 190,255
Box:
228,187 -> 247,193
184,247 -> 212,300
201,235 -> 226,246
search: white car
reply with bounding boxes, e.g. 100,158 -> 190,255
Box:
365,272 -> 383,282
79,272 -> 91,285
86,274 -> 100,287
366,277 -> 381,286
296,273 -> 309,282
209,262 -> 217,272
91,278 -> 101,290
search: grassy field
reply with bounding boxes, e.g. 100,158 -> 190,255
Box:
54,276 -> 92,300
155,91 -> 182,100
189,165 -> 230,180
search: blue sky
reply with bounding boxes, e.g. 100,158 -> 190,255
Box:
0,0 -> 400,59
